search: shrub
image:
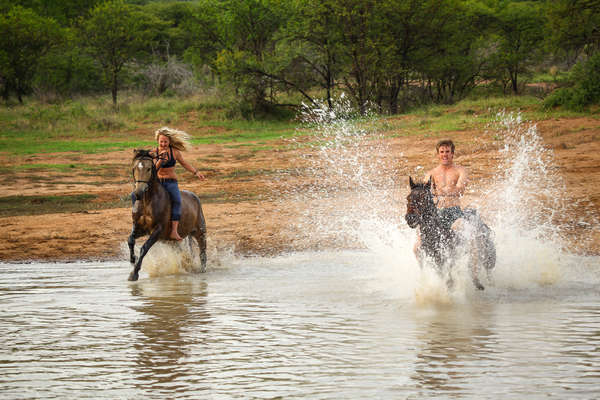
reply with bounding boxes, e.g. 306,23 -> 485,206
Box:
543,53 -> 600,111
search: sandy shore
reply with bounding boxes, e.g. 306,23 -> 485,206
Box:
1,116 -> 599,263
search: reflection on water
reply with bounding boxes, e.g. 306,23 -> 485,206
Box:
1,251 -> 599,399
130,277 -> 210,396
413,306 -> 495,396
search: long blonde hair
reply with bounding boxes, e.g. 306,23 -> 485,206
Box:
154,127 -> 192,151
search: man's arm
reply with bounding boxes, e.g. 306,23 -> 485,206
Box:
453,166 -> 468,197
431,166 -> 468,198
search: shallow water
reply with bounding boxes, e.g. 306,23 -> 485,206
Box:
1,250 -> 599,399
4,110 -> 600,398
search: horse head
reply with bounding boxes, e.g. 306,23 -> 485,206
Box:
405,176 -> 436,228
131,149 -> 156,199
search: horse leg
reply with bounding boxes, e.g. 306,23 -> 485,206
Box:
192,229 -> 207,273
194,203 -> 207,273
127,226 -> 140,265
478,229 -> 496,286
458,220 -> 485,291
443,249 -> 455,290
469,245 -> 485,291
128,226 -> 162,281
471,268 -> 485,290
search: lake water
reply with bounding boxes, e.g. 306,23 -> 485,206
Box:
1,247 -> 599,399
3,109 -> 599,399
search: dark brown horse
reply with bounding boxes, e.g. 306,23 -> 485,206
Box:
405,176 -> 495,290
128,149 -> 207,281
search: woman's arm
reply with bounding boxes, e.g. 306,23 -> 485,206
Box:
153,149 -> 168,168
175,150 -> 205,179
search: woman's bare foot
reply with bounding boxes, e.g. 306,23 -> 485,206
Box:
170,221 -> 183,241
170,232 -> 183,241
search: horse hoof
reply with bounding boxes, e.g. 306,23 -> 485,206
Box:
128,272 -> 139,281
473,279 -> 485,290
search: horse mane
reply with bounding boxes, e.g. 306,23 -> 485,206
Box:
133,149 -> 153,160
409,176 -> 432,191
132,149 -> 158,183
410,182 -> 430,190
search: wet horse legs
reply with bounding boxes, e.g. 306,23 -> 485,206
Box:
128,227 -> 163,281
190,230 -> 207,273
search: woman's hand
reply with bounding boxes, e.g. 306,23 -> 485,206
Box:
193,170 -> 205,180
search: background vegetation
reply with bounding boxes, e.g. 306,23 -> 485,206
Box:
1,0 -> 599,118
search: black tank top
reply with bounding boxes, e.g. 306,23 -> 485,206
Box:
158,146 -> 176,168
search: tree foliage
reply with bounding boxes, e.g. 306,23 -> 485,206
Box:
1,0 -> 598,113
546,0 -> 600,63
80,0 -> 156,107
0,6 -> 63,102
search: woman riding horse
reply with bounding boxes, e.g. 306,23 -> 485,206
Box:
128,127 -> 208,281
132,127 -> 205,240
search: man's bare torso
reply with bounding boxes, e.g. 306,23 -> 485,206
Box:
426,164 -> 466,208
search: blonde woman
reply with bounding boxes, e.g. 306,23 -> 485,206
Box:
133,127 -> 205,240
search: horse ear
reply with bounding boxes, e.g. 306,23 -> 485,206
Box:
409,176 -> 416,189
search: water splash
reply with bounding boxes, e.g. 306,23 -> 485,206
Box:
480,111 -> 599,289
286,102 -> 599,303
286,95 -> 402,250
140,241 -> 197,278
132,238 -> 234,278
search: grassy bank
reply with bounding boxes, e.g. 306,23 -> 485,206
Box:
1,92 -> 596,218
0,92 -> 298,156
1,92 -> 593,157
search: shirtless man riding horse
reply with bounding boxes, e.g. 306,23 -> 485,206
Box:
426,140 -> 467,229
411,139 -> 494,290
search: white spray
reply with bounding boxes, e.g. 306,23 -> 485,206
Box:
288,102 -> 599,303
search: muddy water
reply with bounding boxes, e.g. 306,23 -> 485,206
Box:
1,250 -> 599,399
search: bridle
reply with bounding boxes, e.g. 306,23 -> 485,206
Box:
405,185 -> 437,228
132,154 -> 158,187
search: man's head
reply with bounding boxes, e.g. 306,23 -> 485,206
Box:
436,139 -> 455,166
436,139 -> 455,154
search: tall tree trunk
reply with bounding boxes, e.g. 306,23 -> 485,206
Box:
112,70 -> 118,108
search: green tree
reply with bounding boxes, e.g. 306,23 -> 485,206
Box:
182,0 -> 226,77
417,0 -> 492,104
544,52 -> 600,110
0,6 -> 63,103
547,0 -> 600,64
81,0 -> 153,107
143,1 -> 196,59
490,1 -> 545,94
326,0 -> 380,114
209,0 -> 308,116
283,0 -> 345,109
34,27 -> 104,97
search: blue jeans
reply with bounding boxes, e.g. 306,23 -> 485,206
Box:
131,179 -> 181,221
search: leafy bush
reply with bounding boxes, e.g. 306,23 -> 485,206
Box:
543,53 -> 600,111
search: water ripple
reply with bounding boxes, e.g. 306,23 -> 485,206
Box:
1,254 -> 600,399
